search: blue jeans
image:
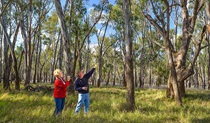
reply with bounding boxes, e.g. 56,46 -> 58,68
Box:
75,93 -> 90,113
53,98 -> 65,115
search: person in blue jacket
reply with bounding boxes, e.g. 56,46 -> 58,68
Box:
74,68 -> 95,114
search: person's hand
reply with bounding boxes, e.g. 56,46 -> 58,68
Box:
82,87 -> 88,90
67,76 -> 71,81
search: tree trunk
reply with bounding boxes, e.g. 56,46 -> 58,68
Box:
85,36 -> 90,73
37,35 -> 42,83
51,32 -> 60,84
123,0 -> 135,111
33,39 -> 39,84
72,31 -> 79,82
206,1 -> 210,90
2,26 -> 10,90
0,28 -> 2,83
208,36 -> 210,90
166,72 -> 174,98
78,51 -> 82,70
203,63 -> 206,89
195,63 -> 199,88
19,0 -> 33,86
97,11 -> 110,87
123,63 -> 126,87
33,20 -> 42,84
178,80 -> 185,97
54,0 -> 73,93
134,60 -> 137,87
144,0 -> 205,102
149,64 -> 152,87
40,62 -> 46,83
113,64 -> 116,86
164,0 -> 182,105
97,49 -> 103,87
1,0 -> 10,90
11,23 -> 20,90
106,70 -> 111,86
85,36 -> 91,73
166,50 -> 182,105
54,0 -> 72,75
58,35 -> 63,69
189,76 -> 193,88
139,71 -> 143,88
0,15 -> 20,90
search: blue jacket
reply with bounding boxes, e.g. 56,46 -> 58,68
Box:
74,68 -> 95,94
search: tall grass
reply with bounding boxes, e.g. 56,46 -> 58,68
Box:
0,85 -> 210,123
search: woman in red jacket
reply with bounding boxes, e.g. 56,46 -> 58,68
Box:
53,69 -> 70,116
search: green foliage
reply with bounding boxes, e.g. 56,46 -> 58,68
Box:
0,85 -> 210,122
43,11 -> 59,34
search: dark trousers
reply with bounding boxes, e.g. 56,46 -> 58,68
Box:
53,97 -> 65,116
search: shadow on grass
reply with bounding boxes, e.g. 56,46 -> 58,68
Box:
191,117 -> 210,123
185,92 -> 210,101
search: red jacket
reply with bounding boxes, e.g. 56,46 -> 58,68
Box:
53,78 -> 70,98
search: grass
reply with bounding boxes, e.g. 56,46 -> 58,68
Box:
0,84 -> 210,123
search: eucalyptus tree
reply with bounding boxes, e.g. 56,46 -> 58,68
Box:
205,1 -> 210,90
143,0 -> 207,105
0,0 -> 23,90
94,1 -> 115,87
14,0 -> 52,86
123,0 -> 135,111
110,0 -> 126,86
0,0 -> 10,90
0,27 -> 2,83
42,11 -> 60,83
110,0 -> 146,87
54,0 -> 72,78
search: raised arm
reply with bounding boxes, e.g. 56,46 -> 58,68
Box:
84,68 -> 95,79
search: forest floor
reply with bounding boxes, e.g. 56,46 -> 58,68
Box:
0,84 -> 210,123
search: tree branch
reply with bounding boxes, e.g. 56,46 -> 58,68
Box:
102,40 -> 117,56
78,4 -> 105,52
143,13 -> 165,36
177,25 -> 207,82
149,0 -> 164,26
0,0 -> 12,17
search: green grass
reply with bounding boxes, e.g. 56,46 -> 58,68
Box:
0,85 -> 210,123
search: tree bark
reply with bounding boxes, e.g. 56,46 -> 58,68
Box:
33,41 -> 39,84
85,36 -> 90,73
0,16 -> 20,90
54,0 -> 72,75
144,0 -> 204,100
164,0 -> 182,105
208,36 -> 210,89
123,0 -> 135,111
51,32 -> 60,84
195,63 -> 199,88
2,22 -> 10,90
149,64 -> 152,87
106,70 -> 111,86
0,28 -> 2,83
113,57 -> 116,86
134,60 -> 137,87
97,10 -> 111,87
54,0 -> 73,93
206,1 -> 210,90
19,0 -> 33,86
0,0 -> 10,90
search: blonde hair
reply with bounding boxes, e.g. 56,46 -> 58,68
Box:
54,69 -> 62,78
